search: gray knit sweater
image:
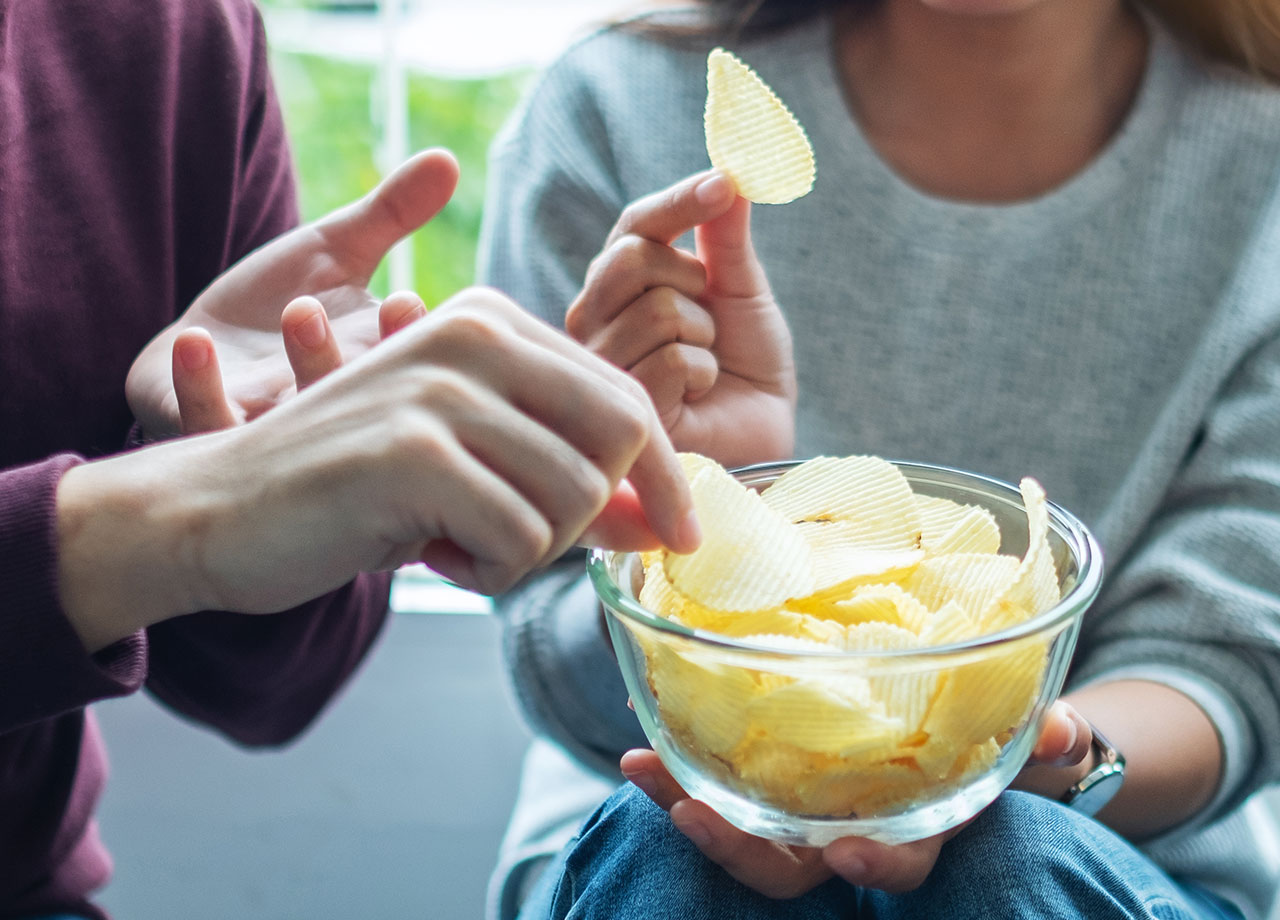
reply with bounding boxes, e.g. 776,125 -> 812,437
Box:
478,10 -> 1280,918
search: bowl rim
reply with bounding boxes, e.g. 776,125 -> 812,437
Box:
587,457 -> 1105,660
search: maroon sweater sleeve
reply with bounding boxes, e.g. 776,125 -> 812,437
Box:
0,0 -> 390,746
0,457 -> 147,733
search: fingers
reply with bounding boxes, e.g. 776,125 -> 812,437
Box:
430,289 -> 700,554
578,482 -> 663,551
823,834 -> 947,894
607,169 -> 737,248
319,148 -> 460,273
171,328 -> 237,434
570,242 -> 708,343
619,749 -> 831,899
620,748 -> 688,809
285,291 -> 426,392
281,297 -> 344,390
1030,699 -> 1093,767
630,343 -> 720,416
666,800 -> 832,899
695,194 -> 771,300
379,290 -> 429,339
575,286 -> 715,370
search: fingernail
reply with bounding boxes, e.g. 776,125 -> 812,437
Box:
177,340 -> 208,372
674,815 -> 712,849
1060,714 -> 1079,756
830,852 -> 866,880
678,510 -> 702,551
695,173 -> 734,205
294,311 -> 328,349
623,769 -> 657,798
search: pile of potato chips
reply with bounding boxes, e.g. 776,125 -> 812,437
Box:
631,454 -> 1061,818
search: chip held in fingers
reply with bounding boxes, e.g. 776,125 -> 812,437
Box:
704,47 -> 816,204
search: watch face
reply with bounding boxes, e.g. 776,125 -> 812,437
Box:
1063,725 -> 1125,816
1067,765 -> 1124,816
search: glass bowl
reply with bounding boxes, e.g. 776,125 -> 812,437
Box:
587,459 -> 1103,847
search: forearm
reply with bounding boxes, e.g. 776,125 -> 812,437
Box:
1017,679 -> 1222,839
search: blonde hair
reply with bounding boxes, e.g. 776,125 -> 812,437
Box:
1140,1 -> 1280,82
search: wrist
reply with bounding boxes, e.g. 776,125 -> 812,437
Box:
56,441 -> 211,651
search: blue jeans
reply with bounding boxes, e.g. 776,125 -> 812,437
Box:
520,786 -> 1245,920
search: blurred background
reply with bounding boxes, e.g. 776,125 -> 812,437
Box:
92,1 -> 626,917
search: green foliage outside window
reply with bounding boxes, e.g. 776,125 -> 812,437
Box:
269,49 -> 529,305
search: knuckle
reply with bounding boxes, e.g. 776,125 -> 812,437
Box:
564,298 -> 593,342
607,235 -> 652,278
654,342 -> 700,378
574,463 -> 614,513
638,291 -> 685,341
509,516 -> 554,571
432,309 -> 511,353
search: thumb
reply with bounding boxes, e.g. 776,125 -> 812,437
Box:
317,147 -> 461,273
695,194 -> 770,299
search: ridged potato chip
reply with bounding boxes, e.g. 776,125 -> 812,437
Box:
704,47 -> 815,204
763,456 -> 921,546
796,520 -> 925,596
664,460 -> 814,612
916,495 -> 1002,555
982,478 -> 1061,631
904,553 -> 1021,622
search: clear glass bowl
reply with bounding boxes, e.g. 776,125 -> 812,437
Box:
587,459 -> 1103,846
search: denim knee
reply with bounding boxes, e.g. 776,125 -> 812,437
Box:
866,791 -> 1204,920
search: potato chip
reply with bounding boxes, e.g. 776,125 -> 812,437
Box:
981,478 -> 1061,632
638,560 -> 688,620
704,47 -> 815,204
647,643 -> 756,757
916,495 -> 1002,555
790,583 -> 927,632
763,455 -> 921,547
920,634 -> 1049,751
904,553 -> 1021,621
664,460 -> 814,611
795,520 -> 924,595
747,678 -> 903,755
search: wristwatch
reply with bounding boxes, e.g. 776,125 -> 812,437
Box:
1060,722 -> 1126,817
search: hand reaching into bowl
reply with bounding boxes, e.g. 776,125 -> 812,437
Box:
617,700 -> 1094,897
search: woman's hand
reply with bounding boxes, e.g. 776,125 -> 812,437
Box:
567,170 -> 797,467
617,700 -> 1093,897
126,148 -> 461,438
59,289 -> 700,652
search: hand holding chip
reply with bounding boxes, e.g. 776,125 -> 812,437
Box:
619,700 -> 1093,897
566,169 -> 797,467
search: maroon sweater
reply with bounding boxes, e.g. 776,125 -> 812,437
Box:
0,2 -> 391,916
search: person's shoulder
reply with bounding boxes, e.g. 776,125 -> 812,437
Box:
1172,49 -> 1280,166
